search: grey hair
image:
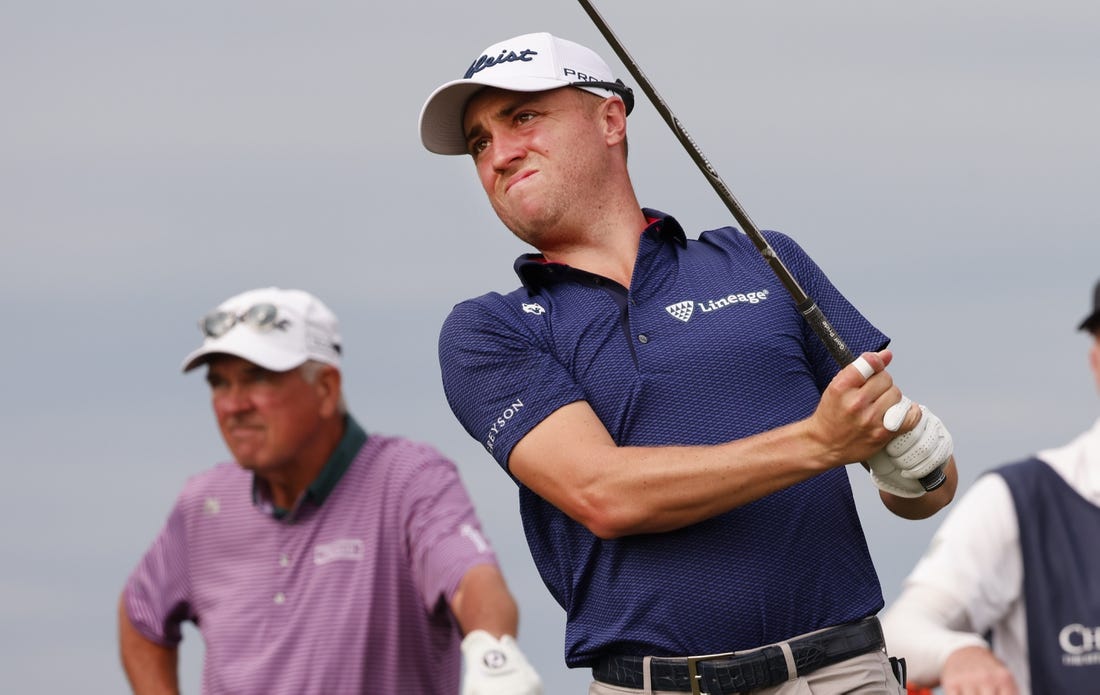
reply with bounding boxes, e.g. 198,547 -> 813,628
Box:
299,360 -> 348,415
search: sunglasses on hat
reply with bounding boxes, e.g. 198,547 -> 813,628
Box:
200,303 -> 289,339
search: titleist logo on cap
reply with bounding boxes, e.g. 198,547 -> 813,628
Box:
465,48 -> 539,79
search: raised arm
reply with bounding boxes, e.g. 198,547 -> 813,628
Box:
510,350 -> 953,538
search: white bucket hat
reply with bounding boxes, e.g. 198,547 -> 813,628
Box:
181,287 -> 342,373
419,32 -> 633,155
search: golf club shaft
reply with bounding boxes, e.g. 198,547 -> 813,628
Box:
576,0 -> 946,492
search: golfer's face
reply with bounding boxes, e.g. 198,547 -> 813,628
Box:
206,355 -> 326,476
462,86 -> 609,246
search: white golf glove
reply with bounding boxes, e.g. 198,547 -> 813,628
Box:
868,451 -> 926,497
869,405 -> 953,498
461,630 -> 543,695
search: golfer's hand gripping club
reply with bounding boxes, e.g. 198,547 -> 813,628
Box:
851,356 -> 950,493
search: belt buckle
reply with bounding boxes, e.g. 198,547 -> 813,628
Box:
684,651 -> 736,695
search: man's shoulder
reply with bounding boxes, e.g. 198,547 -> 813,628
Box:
181,460 -> 249,492
446,287 -> 531,317
694,224 -> 799,250
440,287 -> 544,341
166,461 -> 251,517
354,433 -> 459,480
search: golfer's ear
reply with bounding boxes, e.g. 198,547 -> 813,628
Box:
601,97 -> 628,146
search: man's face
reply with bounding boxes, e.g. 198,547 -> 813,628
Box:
206,355 -> 328,476
462,86 -> 620,248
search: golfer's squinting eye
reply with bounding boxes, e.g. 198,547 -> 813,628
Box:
469,138 -> 489,157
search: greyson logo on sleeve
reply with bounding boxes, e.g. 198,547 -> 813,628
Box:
484,399 -> 524,453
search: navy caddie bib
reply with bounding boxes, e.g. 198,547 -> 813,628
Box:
998,458 -> 1100,692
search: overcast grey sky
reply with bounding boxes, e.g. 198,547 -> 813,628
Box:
3,1 -> 1099,692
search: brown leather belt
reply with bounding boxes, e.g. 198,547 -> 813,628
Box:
591,616 -> 885,694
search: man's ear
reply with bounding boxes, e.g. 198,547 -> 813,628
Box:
601,97 -> 628,147
316,366 -> 343,418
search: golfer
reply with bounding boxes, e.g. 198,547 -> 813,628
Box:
419,32 -> 958,695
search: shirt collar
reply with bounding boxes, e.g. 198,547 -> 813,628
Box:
253,414 -> 368,522
514,209 -> 686,292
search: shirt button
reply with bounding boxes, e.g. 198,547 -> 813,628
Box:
279,554 -> 290,567
638,334 -> 649,344
274,592 -> 286,605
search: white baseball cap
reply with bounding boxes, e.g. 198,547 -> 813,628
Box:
419,32 -> 633,155
181,287 -> 342,373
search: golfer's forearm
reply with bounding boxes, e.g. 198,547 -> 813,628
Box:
512,409 -> 837,538
615,423 -> 834,526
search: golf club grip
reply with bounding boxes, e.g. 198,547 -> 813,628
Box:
579,0 -> 946,493
801,302 -> 946,493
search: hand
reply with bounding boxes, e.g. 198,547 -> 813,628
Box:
461,630 -> 543,695
868,406 -> 953,497
882,405 -> 954,481
812,350 -> 912,466
941,645 -> 1020,695
868,450 -> 925,497
847,354 -> 953,495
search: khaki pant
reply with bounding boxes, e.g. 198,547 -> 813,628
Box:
588,650 -> 905,695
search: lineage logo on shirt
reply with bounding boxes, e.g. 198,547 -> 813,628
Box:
665,289 -> 769,323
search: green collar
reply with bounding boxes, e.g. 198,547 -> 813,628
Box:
307,414 -> 367,505
261,415 -> 368,521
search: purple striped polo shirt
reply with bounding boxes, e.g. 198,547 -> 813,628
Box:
124,417 -> 500,694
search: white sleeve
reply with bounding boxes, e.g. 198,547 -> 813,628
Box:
881,473 -> 1022,685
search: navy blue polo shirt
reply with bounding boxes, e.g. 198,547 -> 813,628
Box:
439,210 -> 889,667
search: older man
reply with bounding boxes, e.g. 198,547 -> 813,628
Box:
419,32 -> 958,695
118,287 -> 541,694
